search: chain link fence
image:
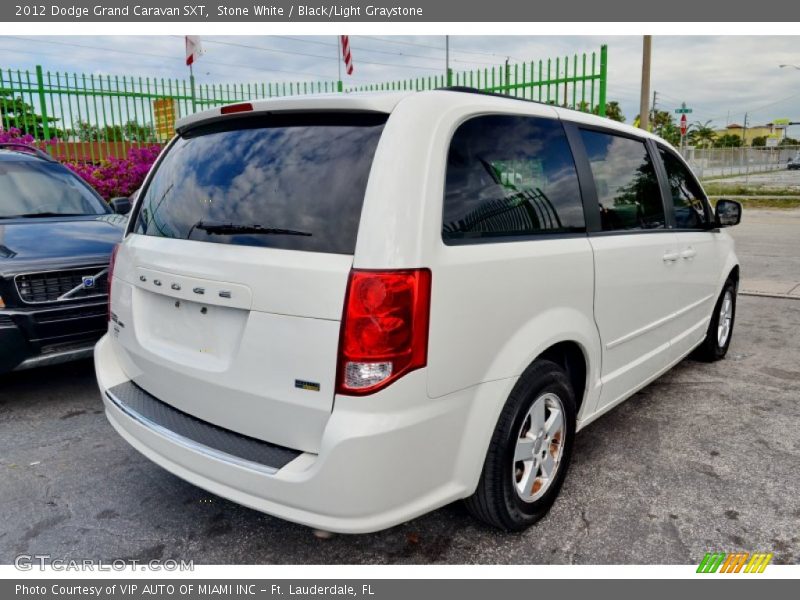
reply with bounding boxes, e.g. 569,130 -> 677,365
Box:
680,146 -> 800,180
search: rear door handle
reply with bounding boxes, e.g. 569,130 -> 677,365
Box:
681,247 -> 697,260
663,251 -> 680,262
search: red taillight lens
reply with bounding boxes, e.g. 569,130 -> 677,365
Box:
336,269 -> 431,395
107,243 -> 120,322
220,102 -> 253,115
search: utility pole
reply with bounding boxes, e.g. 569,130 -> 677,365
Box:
743,112 -> 749,183
742,112 -> 749,146
639,35 -> 652,131
651,90 -> 658,129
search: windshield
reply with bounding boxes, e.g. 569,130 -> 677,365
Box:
0,161 -> 109,218
133,112 -> 387,255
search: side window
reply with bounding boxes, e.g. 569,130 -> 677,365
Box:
658,147 -> 710,229
579,129 -> 665,231
442,114 -> 585,242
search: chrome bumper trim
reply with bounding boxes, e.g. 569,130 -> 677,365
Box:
14,346 -> 94,370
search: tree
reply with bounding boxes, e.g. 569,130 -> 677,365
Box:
780,136 -> 799,147
714,133 -> 742,148
657,121 -> 682,146
71,120 -> 101,142
631,110 -> 680,144
600,101 -> 625,123
123,120 -> 154,142
688,121 -> 716,149
576,99 -> 625,122
751,136 -> 767,147
0,92 -> 60,139
103,125 -> 125,142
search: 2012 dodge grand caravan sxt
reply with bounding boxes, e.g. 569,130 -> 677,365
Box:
95,89 -> 742,533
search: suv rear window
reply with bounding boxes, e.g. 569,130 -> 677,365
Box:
133,112 -> 387,254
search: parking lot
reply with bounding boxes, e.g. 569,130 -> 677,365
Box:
2,211 -> 799,565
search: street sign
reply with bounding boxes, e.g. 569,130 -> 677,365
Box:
675,101 -> 693,114
773,118 -> 790,126
680,113 -> 688,136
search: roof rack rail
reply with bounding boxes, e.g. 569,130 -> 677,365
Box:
0,142 -> 56,162
437,86 -> 559,108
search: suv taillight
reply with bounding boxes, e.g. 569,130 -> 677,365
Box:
107,244 -> 120,322
336,269 -> 432,395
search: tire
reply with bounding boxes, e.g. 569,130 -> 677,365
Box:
465,359 -> 577,531
693,278 -> 737,362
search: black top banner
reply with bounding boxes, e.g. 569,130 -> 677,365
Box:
2,0 -> 797,22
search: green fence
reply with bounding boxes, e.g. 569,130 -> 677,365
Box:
1,45 -> 607,163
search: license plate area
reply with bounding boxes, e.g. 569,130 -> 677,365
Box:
132,287 -> 248,372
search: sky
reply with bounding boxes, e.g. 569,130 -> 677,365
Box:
2,35 -> 800,132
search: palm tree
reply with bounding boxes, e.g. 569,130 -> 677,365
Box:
689,120 -> 716,149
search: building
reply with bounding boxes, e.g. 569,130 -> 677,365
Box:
713,122 -> 787,146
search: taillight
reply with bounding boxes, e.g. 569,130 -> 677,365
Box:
107,244 -> 120,322
336,269 -> 431,396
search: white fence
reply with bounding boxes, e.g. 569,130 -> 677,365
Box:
680,146 -> 800,180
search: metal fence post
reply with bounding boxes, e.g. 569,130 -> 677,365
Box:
597,45 -> 608,117
34,65 -> 51,141
189,73 -> 197,112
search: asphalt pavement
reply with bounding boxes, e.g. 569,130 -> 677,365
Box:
1,213 -> 798,565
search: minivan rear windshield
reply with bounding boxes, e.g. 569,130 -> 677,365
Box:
133,112 -> 387,254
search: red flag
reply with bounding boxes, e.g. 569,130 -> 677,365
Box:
340,35 -> 354,76
185,36 -> 204,66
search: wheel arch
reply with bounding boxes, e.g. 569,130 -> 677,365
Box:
456,336 -> 596,498
536,340 -> 589,417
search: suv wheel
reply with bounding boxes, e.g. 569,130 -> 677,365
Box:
694,278 -> 737,362
465,359 -> 576,531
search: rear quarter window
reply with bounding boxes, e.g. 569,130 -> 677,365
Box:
442,114 -> 585,243
133,112 -> 387,255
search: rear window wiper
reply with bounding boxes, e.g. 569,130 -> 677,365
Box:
190,221 -> 312,237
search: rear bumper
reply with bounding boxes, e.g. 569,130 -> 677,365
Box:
96,334 -> 509,533
0,300 -> 106,373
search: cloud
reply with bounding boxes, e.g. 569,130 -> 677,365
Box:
1,35 -> 799,129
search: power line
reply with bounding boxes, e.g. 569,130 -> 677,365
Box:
702,90 -> 800,123
359,35 -> 527,62
199,37 -> 449,73
273,34 -> 507,67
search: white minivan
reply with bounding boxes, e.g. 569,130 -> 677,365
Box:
95,89 -> 742,533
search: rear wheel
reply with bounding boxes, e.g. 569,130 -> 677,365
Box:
465,360 -> 576,531
694,278 -> 737,362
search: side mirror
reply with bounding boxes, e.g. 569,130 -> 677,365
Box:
714,199 -> 742,228
109,197 -> 132,215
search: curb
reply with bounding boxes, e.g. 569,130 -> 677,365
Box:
740,290 -> 800,300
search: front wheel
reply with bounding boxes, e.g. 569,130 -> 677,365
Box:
694,278 -> 737,362
465,360 -> 577,531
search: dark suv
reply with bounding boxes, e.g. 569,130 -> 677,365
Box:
0,144 -> 126,374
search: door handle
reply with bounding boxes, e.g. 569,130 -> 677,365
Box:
663,251 -> 680,262
680,247 -> 697,260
